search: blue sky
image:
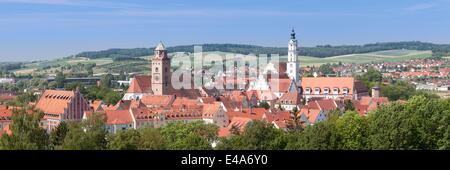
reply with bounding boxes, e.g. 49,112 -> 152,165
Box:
1,0 -> 450,62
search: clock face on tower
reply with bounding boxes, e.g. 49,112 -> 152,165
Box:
153,73 -> 160,82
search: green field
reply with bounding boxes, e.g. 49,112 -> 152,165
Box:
13,58 -> 113,75
11,50 -> 433,76
187,50 -> 433,67
299,50 -> 432,66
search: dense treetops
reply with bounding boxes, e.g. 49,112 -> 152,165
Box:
1,95 -> 449,150
74,41 -> 450,59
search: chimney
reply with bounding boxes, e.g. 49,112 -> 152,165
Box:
372,86 -> 380,98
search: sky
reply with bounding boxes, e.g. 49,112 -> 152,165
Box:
1,0 -> 450,62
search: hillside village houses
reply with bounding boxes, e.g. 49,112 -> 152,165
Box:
0,29 -> 393,138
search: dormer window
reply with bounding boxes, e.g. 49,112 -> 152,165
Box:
314,87 -> 320,95
305,88 -> 311,94
323,88 -> 330,95
343,88 -> 349,95
333,88 -> 339,94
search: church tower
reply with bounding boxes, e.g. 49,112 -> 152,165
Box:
151,42 -> 171,95
287,29 -> 300,82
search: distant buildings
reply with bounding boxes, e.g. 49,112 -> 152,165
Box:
0,78 -> 15,84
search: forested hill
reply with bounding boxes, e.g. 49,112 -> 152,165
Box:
74,41 -> 450,59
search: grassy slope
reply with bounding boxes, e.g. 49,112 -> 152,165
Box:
12,50 -> 432,75
13,58 -> 113,75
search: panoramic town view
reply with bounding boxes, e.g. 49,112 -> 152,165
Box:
0,0 -> 449,153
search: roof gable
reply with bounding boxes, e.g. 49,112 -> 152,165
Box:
35,90 -> 76,114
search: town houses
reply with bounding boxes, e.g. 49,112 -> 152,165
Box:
0,30 -> 401,137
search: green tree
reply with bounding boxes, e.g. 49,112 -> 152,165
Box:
139,127 -> 166,150
104,92 -> 122,105
100,73 -> 114,88
0,108 -> 49,150
55,71 -> 66,88
50,121 -> 69,148
368,96 -> 449,150
161,121 -> 218,150
319,63 -> 335,75
357,67 -> 382,90
217,121 -> 286,150
285,114 -> 339,150
258,101 -> 270,110
61,112 -> 107,150
286,107 -> 304,132
107,129 -> 141,150
335,111 -> 368,150
344,99 -> 355,111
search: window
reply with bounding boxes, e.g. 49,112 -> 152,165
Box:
314,87 -> 320,94
343,88 -> 349,95
155,67 -> 159,72
333,88 -> 339,94
305,88 -> 311,94
324,88 -> 330,95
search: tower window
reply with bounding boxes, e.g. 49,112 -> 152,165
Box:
155,67 -> 159,72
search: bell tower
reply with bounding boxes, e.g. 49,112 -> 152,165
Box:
151,42 -> 171,95
287,29 -> 300,82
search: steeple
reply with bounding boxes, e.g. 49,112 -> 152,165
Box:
155,41 -> 166,51
290,28 -> 296,40
287,28 -> 300,82
151,42 -> 171,95
153,41 -> 168,60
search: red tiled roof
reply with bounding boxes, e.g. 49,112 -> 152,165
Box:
264,111 -> 291,123
202,102 -> 223,118
35,90 -> 75,114
104,110 -> 133,125
269,78 -> 293,92
307,99 -> 337,111
130,99 -> 146,109
278,92 -> 301,105
219,96 -> 240,111
114,100 -> 131,110
130,108 -> 161,120
90,100 -> 104,112
141,95 -> 175,107
172,97 -> 202,110
200,97 -> 216,104
299,108 -> 322,124
256,90 -> 277,101
356,96 -> 389,116
0,105 -> 13,122
219,116 -> 253,137
227,108 -> 267,120
127,75 -> 152,93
